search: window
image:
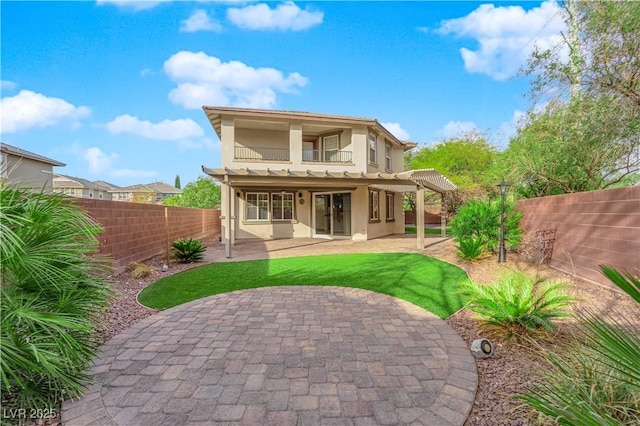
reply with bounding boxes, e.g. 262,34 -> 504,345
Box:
99,192 -> 103,199
89,191 -> 93,198
246,193 -> 269,221
368,132 -> 377,164
385,142 -> 392,171
70,188 -> 76,195
322,135 -> 340,162
118,192 -> 126,200
271,193 -> 294,220
369,190 -> 379,221
386,193 -> 395,221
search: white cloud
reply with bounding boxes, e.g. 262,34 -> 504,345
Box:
0,90 -> 90,134
163,50 -> 308,109
140,68 -> 152,77
227,2 -> 323,31
83,146 -> 119,174
436,1 -> 566,80
180,10 -> 222,33
106,114 -> 204,140
439,120 -> 478,139
381,122 -> 410,141
96,0 -> 165,11
74,144 -> 157,178
1,80 -> 17,91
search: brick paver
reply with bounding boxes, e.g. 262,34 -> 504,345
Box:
62,285 -> 477,425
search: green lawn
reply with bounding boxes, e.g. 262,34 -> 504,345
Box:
405,227 -> 449,235
138,253 -> 468,318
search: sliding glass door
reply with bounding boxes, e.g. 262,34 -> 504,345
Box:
313,192 -> 351,238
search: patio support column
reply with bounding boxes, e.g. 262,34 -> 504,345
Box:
416,186 -> 425,249
222,178 -> 232,259
441,193 -> 446,237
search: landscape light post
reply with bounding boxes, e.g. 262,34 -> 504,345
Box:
497,180 -> 509,263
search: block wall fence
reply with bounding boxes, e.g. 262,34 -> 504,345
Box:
517,186 -> 640,288
404,211 -> 441,225
73,199 -> 221,271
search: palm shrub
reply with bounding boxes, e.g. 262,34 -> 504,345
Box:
449,198 -> 522,260
456,236 -> 485,262
0,183 -> 112,412
521,267 -> 640,425
458,271 -> 574,337
171,237 -> 205,263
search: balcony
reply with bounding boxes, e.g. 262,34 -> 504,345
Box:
303,150 -> 352,164
235,146 -> 290,162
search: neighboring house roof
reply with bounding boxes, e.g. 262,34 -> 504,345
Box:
94,180 -> 121,189
202,106 -> 417,151
0,142 -> 66,166
111,182 -> 182,194
53,173 -> 112,191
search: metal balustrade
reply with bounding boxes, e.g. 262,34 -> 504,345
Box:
302,150 -> 353,163
234,146 -> 290,161
234,146 -> 353,163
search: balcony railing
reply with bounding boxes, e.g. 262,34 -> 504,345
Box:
303,150 -> 353,163
235,146 -> 290,161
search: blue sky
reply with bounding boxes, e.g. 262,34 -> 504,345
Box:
1,1 -> 566,187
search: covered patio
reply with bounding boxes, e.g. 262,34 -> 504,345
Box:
203,167 -> 456,258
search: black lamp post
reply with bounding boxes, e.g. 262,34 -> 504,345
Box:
497,180 -> 510,263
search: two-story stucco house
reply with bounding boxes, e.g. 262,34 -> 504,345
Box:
53,173 -> 116,200
201,107 -> 456,256
1,142 -> 65,190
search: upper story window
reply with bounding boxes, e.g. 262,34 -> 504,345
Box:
69,188 -> 76,195
385,142 -> 392,171
368,132 -> 377,165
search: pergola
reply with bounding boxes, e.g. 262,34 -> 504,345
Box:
202,166 -> 457,256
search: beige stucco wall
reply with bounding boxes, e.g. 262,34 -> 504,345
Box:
4,155 -> 54,189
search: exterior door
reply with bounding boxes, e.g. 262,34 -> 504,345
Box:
313,192 -> 351,238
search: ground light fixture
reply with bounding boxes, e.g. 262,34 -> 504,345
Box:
497,180 -> 510,263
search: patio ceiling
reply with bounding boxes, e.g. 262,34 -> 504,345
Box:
202,167 -> 457,194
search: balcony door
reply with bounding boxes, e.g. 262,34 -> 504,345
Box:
313,192 -> 352,238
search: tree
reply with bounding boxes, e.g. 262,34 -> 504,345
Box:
163,176 -> 221,209
526,1 -> 640,109
407,131 -> 499,214
503,97 -> 640,198
510,1 -> 640,197
174,174 -> 181,189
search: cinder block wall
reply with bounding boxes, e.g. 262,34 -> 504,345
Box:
518,186 -> 640,288
73,199 -> 221,271
404,211 -> 441,225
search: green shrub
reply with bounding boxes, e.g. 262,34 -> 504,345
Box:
456,236 -> 485,261
521,267 -> 640,425
0,183 -> 112,413
449,198 -> 522,260
171,238 -> 205,263
459,271 -> 574,337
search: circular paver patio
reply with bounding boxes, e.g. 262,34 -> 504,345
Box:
62,286 -> 477,425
